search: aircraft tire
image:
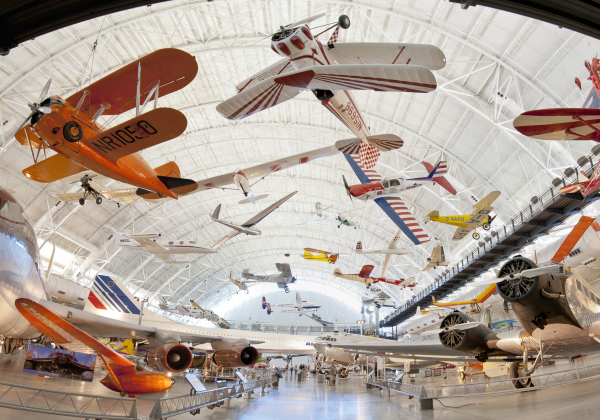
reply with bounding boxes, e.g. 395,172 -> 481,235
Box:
483,223 -> 490,230
63,121 -> 83,142
338,15 -> 351,29
78,198 -> 85,206
95,197 -> 102,205
509,361 -> 533,389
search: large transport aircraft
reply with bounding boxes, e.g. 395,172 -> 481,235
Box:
0,187 -> 313,396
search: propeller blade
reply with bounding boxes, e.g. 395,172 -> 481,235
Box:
520,265 -> 563,279
342,175 -> 352,201
284,13 -> 326,29
38,78 -> 52,104
5,112 -> 36,140
420,321 -> 480,335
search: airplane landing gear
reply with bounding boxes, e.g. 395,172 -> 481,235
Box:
472,231 -> 480,240
509,361 -> 533,388
76,174 -> 120,207
2,338 -> 23,355
482,223 -> 491,230
284,285 -> 290,293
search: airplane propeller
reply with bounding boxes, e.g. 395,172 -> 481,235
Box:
7,78 -> 53,140
476,264 -> 563,286
420,321 -> 481,336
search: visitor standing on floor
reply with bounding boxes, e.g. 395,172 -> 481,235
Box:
330,365 -> 337,385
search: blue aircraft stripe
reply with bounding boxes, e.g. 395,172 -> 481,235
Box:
426,161 -> 442,179
94,277 -> 129,313
93,285 -> 121,312
343,153 -> 371,184
374,198 -> 421,245
95,275 -> 140,315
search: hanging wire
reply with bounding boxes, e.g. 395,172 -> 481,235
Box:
80,16 -> 107,88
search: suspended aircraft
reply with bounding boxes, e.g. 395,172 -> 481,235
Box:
419,238 -> 450,271
241,263 -> 297,293
513,57 -> 600,142
431,284 -> 497,312
423,191 -> 501,240
13,49 -> 200,204
355,228 -> 411,276
362,290 -> 396,308
262,293 -> 321,316
217,13 -> 445,173
114,231 -> 216,264
558,167 -> 600,198
339,159 -> 455,245
333,265 -> 415,289
211,191 -> 297,248
219,271 -> 249,293
302,248 -> 348,264
297,203 -> 361,229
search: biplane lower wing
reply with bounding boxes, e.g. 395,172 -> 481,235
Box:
274,64 -> 437,93
23,154 -> 87,183
452,206 -> 493,241
84,108 -> 187,164
53,188 -> 139,204
216,75 -> 303,120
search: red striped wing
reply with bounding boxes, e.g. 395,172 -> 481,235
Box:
384,198 -> 430,244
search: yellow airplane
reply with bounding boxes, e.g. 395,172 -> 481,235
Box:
432,284 -> 497,312
190,301 -> 231,329
423,191 -> 501,240
303,248 -> 348,264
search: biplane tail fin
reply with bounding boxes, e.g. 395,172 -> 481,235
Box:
303,250 -> 313,259
154,161 -> 181,178
423,161 -> 457,196
422,208 -> 439,222
262,297 -> 268,309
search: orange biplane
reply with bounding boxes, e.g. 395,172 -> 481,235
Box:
12,48 -> 199,206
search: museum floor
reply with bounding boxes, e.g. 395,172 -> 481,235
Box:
2,351 -> 600,419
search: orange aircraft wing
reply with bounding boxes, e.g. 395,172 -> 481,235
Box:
359,265 -> 375,278
551,216 -> 596,262
67,48 -> 198,117
22,153 -> 87,183
432,284 -> 497,307
84,107 -> 187,163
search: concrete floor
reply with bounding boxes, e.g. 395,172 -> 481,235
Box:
2,352 -> 600,419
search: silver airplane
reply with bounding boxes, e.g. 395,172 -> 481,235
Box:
211,191 -> 297,248
241,263 -> 297,293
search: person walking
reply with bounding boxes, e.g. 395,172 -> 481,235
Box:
330,365 -> 337,386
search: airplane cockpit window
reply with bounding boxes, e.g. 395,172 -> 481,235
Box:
381,179 -> 389,188
389,179 -> 402,187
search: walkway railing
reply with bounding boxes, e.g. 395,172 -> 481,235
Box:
148,376 -> 277,419
0,380 -> 137,419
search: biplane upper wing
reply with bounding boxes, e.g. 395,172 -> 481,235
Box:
325,43 -> 446,70
276,263 -> 292,277
473,191 -> 501,212
67,48 -> 198,116
341,152 -> 429,245
83,108 -> 187,164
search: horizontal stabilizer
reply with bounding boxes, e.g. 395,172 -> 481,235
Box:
136,176 -> 198,199
422,161 -> 456,195
336,134 -> 404,155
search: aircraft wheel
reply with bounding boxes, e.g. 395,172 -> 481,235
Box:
95,197 -> 102,205
78,198 -> 85,206
338,225 -> 341,228
509,361 -> 533,388
63,121 -> 83,142
338,14 -> 351,29
284,287 -> 290,293
483,223 -> 490,230
472,232 -> 480,240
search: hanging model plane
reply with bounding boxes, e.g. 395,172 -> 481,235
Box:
211,191 -> 297,248
431,284 -> 497,311
558,167 -> 600,198
513,57 -> 600,142
12,49 -> 201,205
423,191 -> 501,240
262,292 -> 321,316
241,263 -> 297,293
219,271 -> 250,293
362,290 -> 396,308
302,248 -> 348,264
297,202 -> 361,228
216,13 -> 445,171
340,159 -> 456,245
356,228 -> 411,276
114,231 -> 216,264
419,238 -> 451,271
333,265 -> 415,289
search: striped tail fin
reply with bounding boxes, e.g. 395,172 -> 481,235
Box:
87,274 -> 141,315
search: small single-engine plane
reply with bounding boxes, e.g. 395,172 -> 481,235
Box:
241,263 -> 297,293
340,159 -> 456,245
419,238 -> 450,271
362,290 -> 396,308
423,191 -> 501,241
12,49 -> 200,204
297,202 -> 361,229
559,167 -> 600,198
262,293 -> 321,316
355,228 -> 411,276
217,13 -> 446,172
333,265 -> 415,289
211,192 -> 297,248
431,284 -> 497,311
513,57 -> 600,142
114,230 -> 216,264
303,248 -> 348,264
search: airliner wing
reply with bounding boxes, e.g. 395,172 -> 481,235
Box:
332,339 -> 471,357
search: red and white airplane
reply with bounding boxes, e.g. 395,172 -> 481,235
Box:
513,57 -> 600,141
559,168 -> 600,197
216,14 -> 445,170
340,160 -> 456,245
333,265 -> 415,289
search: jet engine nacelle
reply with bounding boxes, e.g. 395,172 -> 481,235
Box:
146,343 -> 194,373
212,346 -> 260,367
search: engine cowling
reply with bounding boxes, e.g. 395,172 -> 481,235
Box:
496,257 -> 543,305
212,346 -> 259,367
438,312 -> 492,354
146,343 -> 193,373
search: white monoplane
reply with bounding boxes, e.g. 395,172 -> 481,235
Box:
262,292 -> 321,316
